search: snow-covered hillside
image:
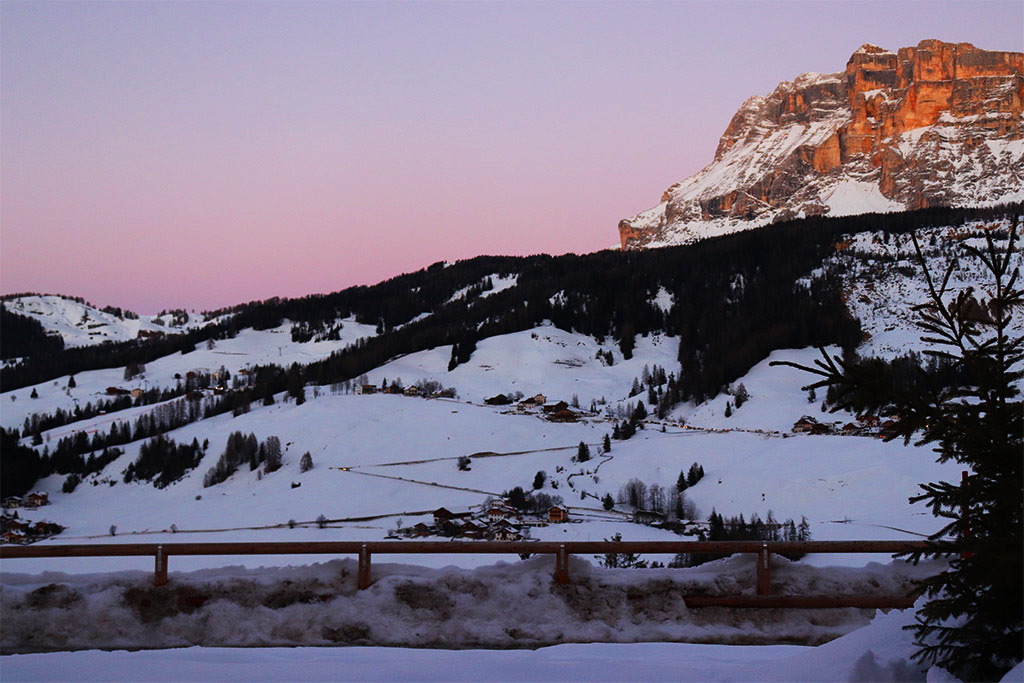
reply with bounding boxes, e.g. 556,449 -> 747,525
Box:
1,295 -> 213,349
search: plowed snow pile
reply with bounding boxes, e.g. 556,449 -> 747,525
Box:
2,555 -> 938,653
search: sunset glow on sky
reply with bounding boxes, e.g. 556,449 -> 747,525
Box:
2,1 -> 1021,313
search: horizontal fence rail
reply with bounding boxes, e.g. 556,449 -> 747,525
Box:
0,540 -> 949,609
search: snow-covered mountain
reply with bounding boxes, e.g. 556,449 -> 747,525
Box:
1,294 -> 212,349
619,40 -> 1024,248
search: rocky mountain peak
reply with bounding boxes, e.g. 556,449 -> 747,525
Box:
619,40 -> 1024,249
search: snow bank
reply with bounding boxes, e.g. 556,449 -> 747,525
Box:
4,596 -> 1001,682
1,555 -> 936,655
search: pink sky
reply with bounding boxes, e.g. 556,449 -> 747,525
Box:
2,1 -> 1021,314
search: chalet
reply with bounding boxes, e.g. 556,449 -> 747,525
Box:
355,384 -> 377,395
484,394 -> 512,406
460,520 -> 485,538
385,385 -> 404,395
838,422 -> 861,436
487,506 -> 516,522
435,388 -> 456,399
412,522 -> 432,537
4,520 -> 27,532
542,401 -> 569,414
3,497 -> 24,509
858,414 -> 880,428
25,492 -> 48,508
131,388 -> 144,399
531,393 -> 546,405
2,531 -> 24,544
403,386 -> 421,397
105,387 -> 131,396
548,506 -> 569,523
441,519 -> 464,537
792,416 -> 821,434
433,507 -> 455,525
493,525 -> 523,542
549,409 -> 578,423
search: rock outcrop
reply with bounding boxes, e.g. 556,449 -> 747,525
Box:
619,40 -> 1024,249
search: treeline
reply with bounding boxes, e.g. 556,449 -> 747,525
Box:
674,510 -> 812,567
0,304 -> 64,360
7,205 -> 1013,395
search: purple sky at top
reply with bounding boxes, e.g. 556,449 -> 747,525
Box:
2,1 -> 1021,314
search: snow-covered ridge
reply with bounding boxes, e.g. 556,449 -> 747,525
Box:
2,295 -> 215,349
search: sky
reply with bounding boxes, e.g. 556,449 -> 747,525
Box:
2,1 -> 1021,314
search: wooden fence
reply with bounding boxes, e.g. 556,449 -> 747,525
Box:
0,539 -> 945,608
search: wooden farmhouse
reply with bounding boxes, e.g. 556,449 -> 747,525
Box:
548,506 -> 569,523
25,492 -> 49,508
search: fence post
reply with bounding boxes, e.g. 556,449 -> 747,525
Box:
756,543 -> 772,595
358,544 -> 372,589
555,544 -> 570,585
154,545 -> 168,587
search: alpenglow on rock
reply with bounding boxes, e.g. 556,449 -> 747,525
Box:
619,40 -> 1024,249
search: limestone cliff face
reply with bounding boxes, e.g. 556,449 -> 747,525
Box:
620,40 -> 1024,249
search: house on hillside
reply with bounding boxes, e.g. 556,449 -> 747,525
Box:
3,497 -> 24,509
131,388 -> 144,399
487,505 -> 516,522
542,401 -> 568,414
403,386 -> 421,397
441,519 -> 464,537
492,519 -> 522,541
548,506 -> 569,523
432,507 -> 455,525
2,531 -> 24,544
25,492 -> 48,508
549,409 -> 578,423
412,522 -> 432,537
355,384 -> 377,395
484,394 -> 512,405
460,519 -> 484,539
858,414 -> 880,428
792,416 -> 822,434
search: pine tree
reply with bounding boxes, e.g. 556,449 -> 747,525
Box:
774,218 -> 1023,680
603,434 -> 611,453
734,383 -> 750,408
602,493 -> 615,510
576,441 -> 590,462
299,452 -> 313,473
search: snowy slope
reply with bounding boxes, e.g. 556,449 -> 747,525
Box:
1,295 -> 213,349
